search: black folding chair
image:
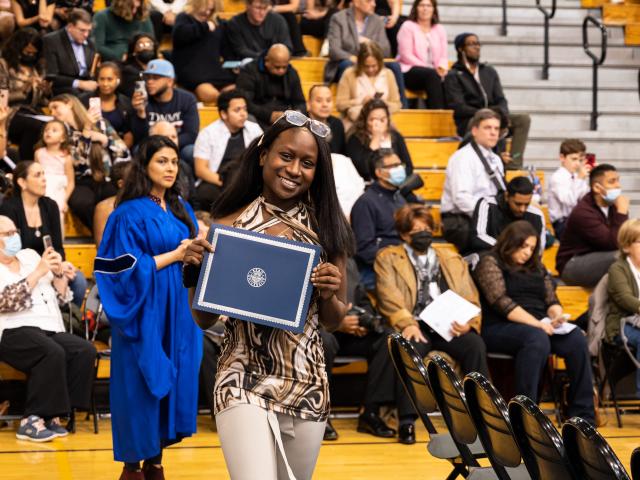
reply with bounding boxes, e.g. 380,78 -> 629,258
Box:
508,395 -> 577,480
600,342 -> 638,428
562,417 -> 631,480
463,372 -> 531,480
425,353 -> 503,479
387,333 -> 484,480
631,447 -> 640,480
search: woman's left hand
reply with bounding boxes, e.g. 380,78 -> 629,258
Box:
385,14 -> 399,28
62,261 -> 76,281
311,262 -> 342,300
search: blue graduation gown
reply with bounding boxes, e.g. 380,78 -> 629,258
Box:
95,197 -> 203,462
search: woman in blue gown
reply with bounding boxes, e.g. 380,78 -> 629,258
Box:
95,136 -> 202,480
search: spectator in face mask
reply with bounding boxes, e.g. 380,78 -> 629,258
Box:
350,150 -> 409,290
556,163 -> 629,288
119,33 -> 158,98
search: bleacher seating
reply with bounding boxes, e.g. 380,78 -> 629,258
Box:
584,0 -> 640,45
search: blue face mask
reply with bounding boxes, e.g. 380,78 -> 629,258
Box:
2,233 -> 21,257
387,165 -> 406,187
603,188 -> 622,204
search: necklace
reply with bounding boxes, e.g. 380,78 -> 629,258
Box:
24,204 -> 42,237
148,193 -> 162,206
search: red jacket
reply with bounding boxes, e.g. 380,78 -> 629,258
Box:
556,192 -> 628,274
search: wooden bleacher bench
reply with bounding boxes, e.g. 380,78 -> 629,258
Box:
415,168 -> 545,202
302,36 -> 323,57
407,139 -> 458,169
221,0 -> 246,13
391,110 -> 456,138
64,210 -> 92,239
603,2 -> 640,25
290,57 -> 327,84
65,243 -> 97,280
0,362 -> 26,381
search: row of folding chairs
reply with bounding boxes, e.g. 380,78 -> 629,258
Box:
387,332 -> 640,480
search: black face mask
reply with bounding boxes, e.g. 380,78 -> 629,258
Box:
409,231 -> 433,253
20,53 -> 38,66
135,50 -> 156,65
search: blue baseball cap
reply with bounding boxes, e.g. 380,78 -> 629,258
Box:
143,59 -> 175,79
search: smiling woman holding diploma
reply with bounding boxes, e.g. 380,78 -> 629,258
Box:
374,204 -> 489,440
183,111 -> 353,480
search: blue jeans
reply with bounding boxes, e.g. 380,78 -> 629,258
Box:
483,321 -> 594,422
623,323 -> 640,393
333,60 -> 408,108
69,271 -> 88,308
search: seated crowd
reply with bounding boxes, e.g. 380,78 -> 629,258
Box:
0,0 -> 634,452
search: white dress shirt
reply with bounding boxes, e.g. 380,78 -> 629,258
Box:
441,142 -> 505,216
193,118 -> 263,184
547,166 -> 589,222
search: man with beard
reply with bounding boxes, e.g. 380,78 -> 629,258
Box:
468,176 -> 545,255
131,59 -> 199,166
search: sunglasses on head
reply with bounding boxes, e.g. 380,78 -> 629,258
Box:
279,110 -> 331,138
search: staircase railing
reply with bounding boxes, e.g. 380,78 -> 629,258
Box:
582,15 -> 607,131
501,0 -> 508,36
536,0 -> 557,79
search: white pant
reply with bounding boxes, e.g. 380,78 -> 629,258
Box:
216,404 -> 326,480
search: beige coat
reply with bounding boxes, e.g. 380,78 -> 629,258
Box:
335,66 -> 402,123
374,244 -> 482,332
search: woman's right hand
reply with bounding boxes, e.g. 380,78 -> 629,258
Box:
38,247 -> 62,276
539,321 -> 555,336
183,238 -> 214,266
402,324 -> 428,343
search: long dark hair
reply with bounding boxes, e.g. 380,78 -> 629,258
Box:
117,136 -> 196,238
349,98 -> 393,145
494,220 -> 542,272
3,28 -> 42,71
6,161 -> 35,198
212,118 -> 354,258
408,0 -> 440,24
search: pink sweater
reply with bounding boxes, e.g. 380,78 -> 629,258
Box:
396,21 -> 449,73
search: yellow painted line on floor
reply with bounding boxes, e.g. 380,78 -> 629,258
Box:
54,441 -> 73,480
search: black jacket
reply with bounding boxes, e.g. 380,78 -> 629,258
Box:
236,59 -> 306,128
351,182 -> 406,266
345,129 -> 413,182
0,196 -> 65,259
42,27 -> 97,95
469,191 -> 544,254
226,12 -> 292,60
172,14 -> 235,90
327,115 -> 346,155
444,60 -> 509,136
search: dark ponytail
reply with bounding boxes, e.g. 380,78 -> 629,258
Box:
5,161 -> 35,198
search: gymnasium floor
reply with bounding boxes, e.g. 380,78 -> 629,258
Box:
1,410 -> 639,479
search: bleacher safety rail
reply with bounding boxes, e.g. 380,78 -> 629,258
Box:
501,0 -> 508,36
582,15 -> 608,131
536,0 -> 557,80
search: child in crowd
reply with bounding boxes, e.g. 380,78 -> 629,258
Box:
34,120 -> 74,231
547,138 -> 590,239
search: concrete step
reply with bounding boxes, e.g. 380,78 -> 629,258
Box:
492,63 -> 638,85
442,23 -> 623,42
521,109 -> 640,131
439,5 -> 595,22
466,42 -> 639,64
505,86 -> 639,107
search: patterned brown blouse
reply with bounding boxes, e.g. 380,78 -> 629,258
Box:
214,197 -> 329,421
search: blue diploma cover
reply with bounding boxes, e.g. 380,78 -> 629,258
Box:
192,224 -> 322,333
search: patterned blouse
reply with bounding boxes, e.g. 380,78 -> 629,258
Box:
67,120 -> 130,179
214,197 -> 329,421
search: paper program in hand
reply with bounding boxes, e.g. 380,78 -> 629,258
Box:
541,317 -> 576,335
418,290 -> 481,342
